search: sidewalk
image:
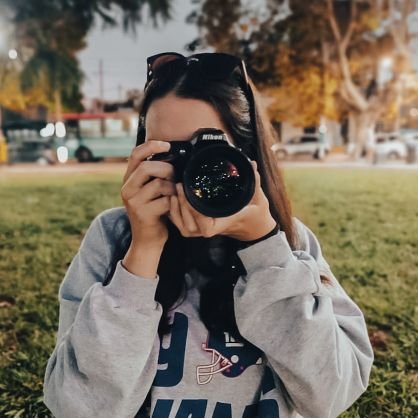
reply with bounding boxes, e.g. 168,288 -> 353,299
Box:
1,154 -> 418,175
281,153 -> 418,170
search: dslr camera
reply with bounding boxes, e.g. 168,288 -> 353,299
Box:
149,128 -> 255,217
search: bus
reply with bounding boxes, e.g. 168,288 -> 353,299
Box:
62,112 -> 138,162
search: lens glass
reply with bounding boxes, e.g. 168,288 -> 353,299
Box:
188,157 -> 245,206
183,144 -> 255,217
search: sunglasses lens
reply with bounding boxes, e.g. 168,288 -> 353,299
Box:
198,54 -> 241,81
151,55 -> 179,71
148,53 -> 183,81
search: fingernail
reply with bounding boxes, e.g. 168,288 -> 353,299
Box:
159,141 -> 170,150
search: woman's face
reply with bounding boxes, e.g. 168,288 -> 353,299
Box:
145,93 -> 232,144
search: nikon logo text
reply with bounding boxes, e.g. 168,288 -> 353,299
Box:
202,134 -> 224,140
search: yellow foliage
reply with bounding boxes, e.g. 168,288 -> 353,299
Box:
263,55 -> 340,126
0,69 -> 51,112
0,71 -> 26,111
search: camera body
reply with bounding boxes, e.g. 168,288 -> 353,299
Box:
149,128 -> 255,217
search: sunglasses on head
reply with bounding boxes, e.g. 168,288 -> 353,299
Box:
140,52 -> 257,154
145,52 -> 251,96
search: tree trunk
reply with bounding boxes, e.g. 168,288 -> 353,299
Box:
54,89 -> 62,122
348,111 -> 377,160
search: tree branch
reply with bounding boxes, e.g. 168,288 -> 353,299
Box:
388,0 -> 414,59
326,0 -> 369,112
326,0 -> 341,44
341,0 -> 356,52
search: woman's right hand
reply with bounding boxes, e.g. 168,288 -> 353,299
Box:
121,140 -> 175,251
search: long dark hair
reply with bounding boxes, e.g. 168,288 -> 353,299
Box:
105,58 -> 297,339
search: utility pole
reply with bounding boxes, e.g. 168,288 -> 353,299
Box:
99,59 -> 105,137
99,59 -> 104,111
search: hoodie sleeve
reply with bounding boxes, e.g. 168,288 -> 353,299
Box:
43,209 -> 162,418
233,218 -> 374,418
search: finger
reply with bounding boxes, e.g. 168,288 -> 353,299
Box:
121,161 -> 174,201
127,194 -> 171,219
123,140 -> 171,182
168,196 -> 201,237
176,183 -> 199,233
249,160 -> 265,203
251,160 -> 261,190
168,195 -> 187,235
146,196 -> 171,217
140,178 -> 176,202
187,203 -> 217,237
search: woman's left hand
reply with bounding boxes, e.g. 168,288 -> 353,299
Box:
168,161 -> 277,241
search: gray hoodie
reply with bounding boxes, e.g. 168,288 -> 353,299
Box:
43,207 -> 373,418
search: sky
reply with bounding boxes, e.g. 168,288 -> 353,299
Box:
78,0 -> 199,101
78,0 -> 418,102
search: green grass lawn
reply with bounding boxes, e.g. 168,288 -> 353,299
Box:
0,168 -> 417,417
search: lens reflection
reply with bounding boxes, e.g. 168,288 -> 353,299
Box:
188,158 -> 245,207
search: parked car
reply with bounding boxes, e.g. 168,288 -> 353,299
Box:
400,128 -> 418,142
373,132 -> 406,160
3,122 -> 62,164
271,134 -> 330,160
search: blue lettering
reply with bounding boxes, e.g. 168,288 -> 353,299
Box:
175,399 -> 207,418
154,312 -> 188,387
258,399 -> 280,417
242,403 -> 257,418
151,399 -> 173,418
212,402 -> 232,418
243,399 -> 279,418
262,366 -> 276,395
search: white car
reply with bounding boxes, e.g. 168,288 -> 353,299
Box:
373,133 -> 406,160
271,134 -> 331,160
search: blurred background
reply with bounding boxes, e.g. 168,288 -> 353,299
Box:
0,1 -> 417,417
0,0 -> 418,165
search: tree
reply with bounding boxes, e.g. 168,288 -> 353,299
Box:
190,0 -> 417,158
325,0 -> 416,157
20,48 -> 83,120
1,0 -> 172,117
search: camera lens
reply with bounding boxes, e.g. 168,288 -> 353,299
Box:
183,144 -> 255,217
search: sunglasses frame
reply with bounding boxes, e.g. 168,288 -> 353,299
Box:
145,52 -> 251,96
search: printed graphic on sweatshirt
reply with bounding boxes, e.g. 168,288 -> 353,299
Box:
151,366 -> 279,417
153,312 -> 264,388
196,331 -> 263,384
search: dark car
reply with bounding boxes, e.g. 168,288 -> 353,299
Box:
3,121 -> 59,164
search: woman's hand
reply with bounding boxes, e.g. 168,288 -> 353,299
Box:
168,161 -> 277,241
121,140 -> 176,249
121,140 -> 177,278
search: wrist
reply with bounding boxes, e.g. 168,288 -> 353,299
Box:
238,220 -> 279,247
122,242 -> 165,279
234,215 -> 277,242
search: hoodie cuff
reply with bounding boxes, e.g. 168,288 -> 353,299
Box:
237,231 -> 322,297
105,260 -> 160,310
237,231 -> 294,275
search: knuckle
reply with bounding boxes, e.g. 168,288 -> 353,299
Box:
201,228 -> 213,238
138,160 -> 151,172
154,178 -> 163,188
163,196 -> 170,206
130,144 -> 145,159
120,186 -> 129,201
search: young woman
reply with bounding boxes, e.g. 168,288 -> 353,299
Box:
43,52 -> 373,418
